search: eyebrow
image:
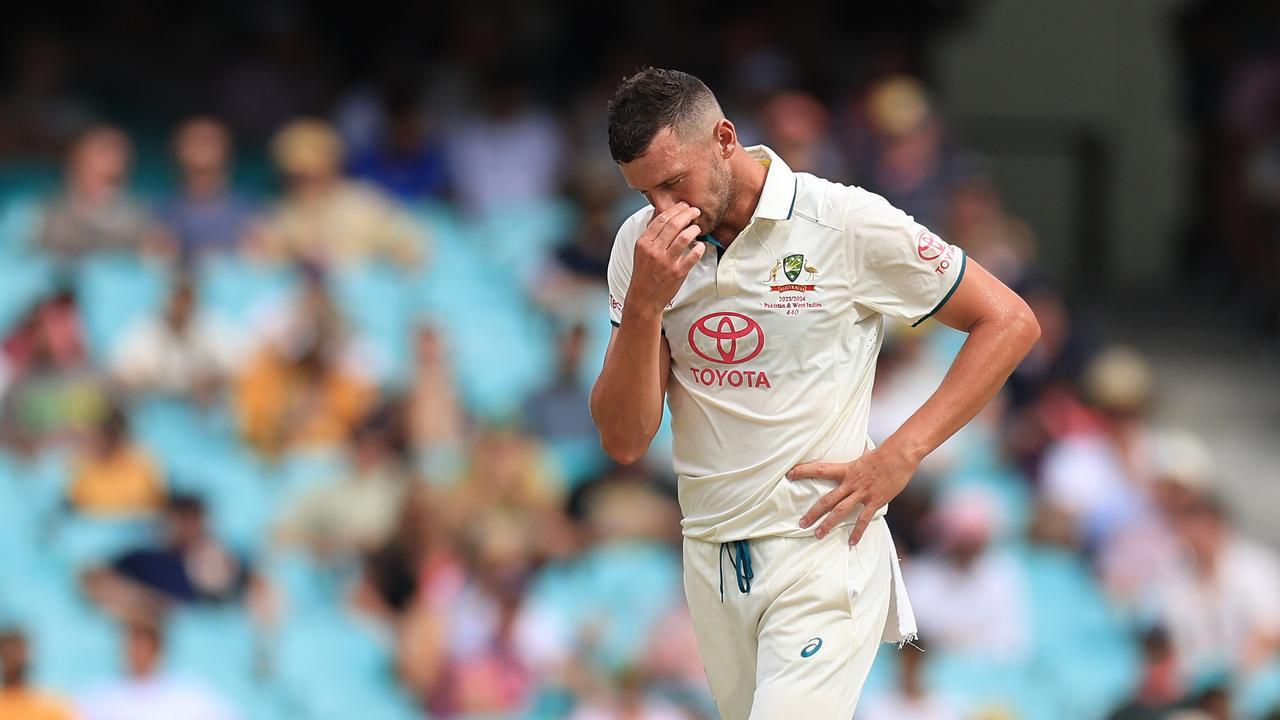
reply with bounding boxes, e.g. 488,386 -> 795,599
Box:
630,173 -> 684,194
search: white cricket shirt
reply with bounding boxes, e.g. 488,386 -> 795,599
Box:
607,145 -> 966,542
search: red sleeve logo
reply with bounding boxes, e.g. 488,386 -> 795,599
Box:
917,230 -> 947,261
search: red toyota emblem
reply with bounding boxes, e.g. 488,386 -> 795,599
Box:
688,312 -> 765,365
917,230 -> 946,261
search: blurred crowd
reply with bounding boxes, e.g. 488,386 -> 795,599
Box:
1,3 -> 1278,719
1174,0 -> 1280,333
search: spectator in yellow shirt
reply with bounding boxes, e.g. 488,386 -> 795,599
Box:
0,628 -> 76,720
67,408 -> 164,516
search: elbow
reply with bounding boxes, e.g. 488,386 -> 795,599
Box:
591,389 -> 645,461
599,437 -> 647,466
1015,303 -> 1041,356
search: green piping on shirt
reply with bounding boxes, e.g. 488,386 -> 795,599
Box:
911,251 -> 967,328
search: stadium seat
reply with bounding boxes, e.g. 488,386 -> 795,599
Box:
330,263 -> 417,389
271,607 -> 421,719
74,253 -> 171,364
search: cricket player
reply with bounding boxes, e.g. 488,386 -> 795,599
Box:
589,68 -> 1040,719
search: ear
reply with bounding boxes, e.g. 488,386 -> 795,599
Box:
714,118 -> 737,159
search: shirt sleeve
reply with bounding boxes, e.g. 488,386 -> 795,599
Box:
847,190 -> 966,326
606,215 -> 642,327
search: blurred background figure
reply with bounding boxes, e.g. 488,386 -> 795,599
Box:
235,266 -> 376,457
0,628 -> 76,720
404,324 -> 466,479
66,406 -> 165,518
1150,488 -> 1280,679
757,90 -> 846,181
77,620 -> 240,720
0,31 -> 93,159
255,118 -> 423,268
1038,345 -> 1160,555
274,408 -> 413,557
159,117 -> 258,266
566,668 -> 686,720
82,494 -> 254,621
904,488 -> 1031,661
36,126 -> 167,261
348,87 -> 451,203
848,76 -> 980,232
0,2 -> 1274,718
859,641 -> 961,720
444,63 -> 566,218
110,274 -> 243,399
0,289 -> 107,447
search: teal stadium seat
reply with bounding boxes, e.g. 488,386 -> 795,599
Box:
272,608 -> 421,720
1020,545 -> 1140,717
166,605 -> 260,713
0,195 -> 59,336
528,541 -> 682,672
413,203 -> 555,422
196,254 -> 299,327
74,253 -> 171,364
331,263 -> 417,389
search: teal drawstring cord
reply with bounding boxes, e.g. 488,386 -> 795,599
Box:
719,539 -> 754,602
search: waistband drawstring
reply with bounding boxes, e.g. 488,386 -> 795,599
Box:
719,539 -> 754,602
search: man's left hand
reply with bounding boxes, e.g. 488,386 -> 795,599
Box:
787,444 -> 919,545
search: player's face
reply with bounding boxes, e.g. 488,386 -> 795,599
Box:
619,125 -> 733,235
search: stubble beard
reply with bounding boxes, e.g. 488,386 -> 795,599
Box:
702,159 -> 734,236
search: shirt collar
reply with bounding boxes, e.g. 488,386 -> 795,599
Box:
744,144 -> 798,221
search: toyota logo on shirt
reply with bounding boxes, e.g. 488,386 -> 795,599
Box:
917,230 -> 947,261
688,312 -> 765,364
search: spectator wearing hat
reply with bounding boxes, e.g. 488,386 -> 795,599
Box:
254,118 -> 424,269
1038,345 -> 1163,553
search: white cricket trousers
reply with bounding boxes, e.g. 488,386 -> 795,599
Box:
682,516 -> 908,720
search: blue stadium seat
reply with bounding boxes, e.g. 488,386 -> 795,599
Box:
529,541 -> 682,672
196,254 -> 298,327
74,253 -> 171,364
26,599 -> 123,696
271,608 -> 420,719
259,550 -> 358,616
330,263 -> 417,389
543,437 -> 610,492
471,198 -> 576,284
1239,658 -> 1280,720
48,514 -> 158,573
166,606 -> 260,712
1020,545 -> 1140,716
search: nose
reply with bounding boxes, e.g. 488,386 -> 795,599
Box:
650,192 -> 681,215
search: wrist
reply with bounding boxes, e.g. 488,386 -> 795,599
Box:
881,433 -> 929,468
622,302 -> 665,329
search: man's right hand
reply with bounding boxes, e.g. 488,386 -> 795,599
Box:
625,202 -> 706,317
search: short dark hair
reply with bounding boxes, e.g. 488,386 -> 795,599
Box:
607,67 -> 722,163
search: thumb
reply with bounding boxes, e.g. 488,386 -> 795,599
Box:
681,240 -> 707,268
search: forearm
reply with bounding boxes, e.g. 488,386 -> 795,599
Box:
590,308 -> 667,464
883,309 -> 1040,464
